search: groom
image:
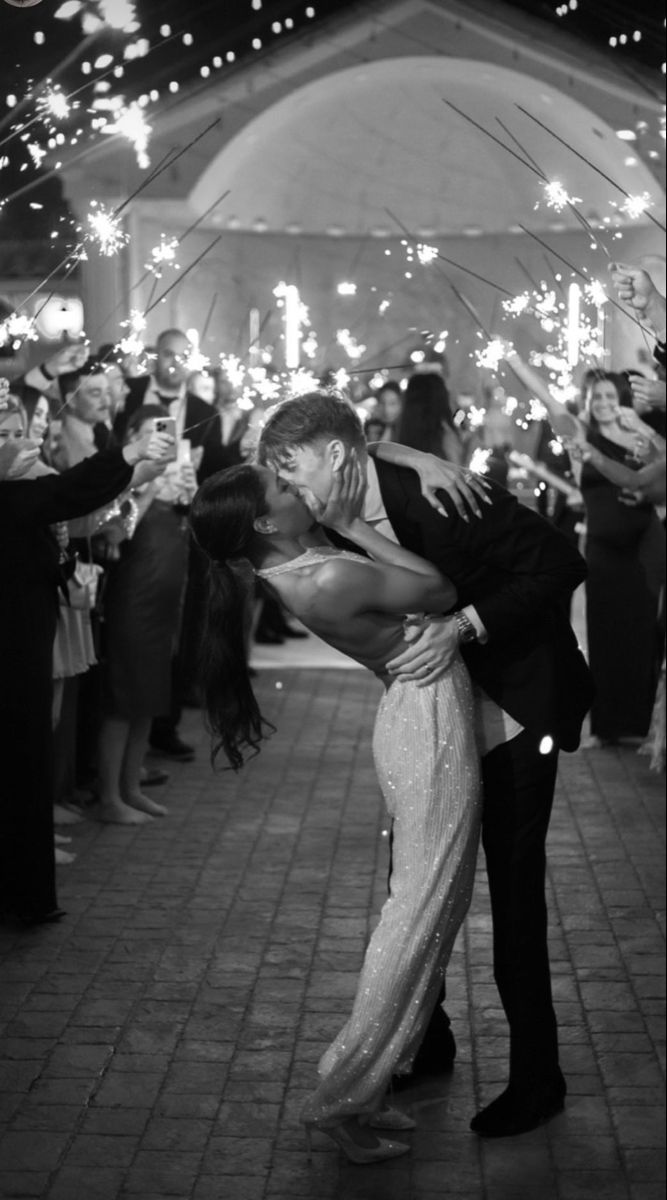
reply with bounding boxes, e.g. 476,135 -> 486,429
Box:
259,392 -> 594,1138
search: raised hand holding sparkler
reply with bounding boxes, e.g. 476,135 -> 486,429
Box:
608,263 -> 666,340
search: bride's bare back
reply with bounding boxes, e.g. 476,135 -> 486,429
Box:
258,549 -> 431,679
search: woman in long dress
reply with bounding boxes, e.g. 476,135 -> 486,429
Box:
190,456 -> 481,1164
577,375 -> 664,744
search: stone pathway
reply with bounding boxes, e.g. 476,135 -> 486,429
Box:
0,668 -> 664,1200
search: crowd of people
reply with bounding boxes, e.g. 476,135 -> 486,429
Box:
0,257 -> 664,1169
0,263 -> 664,931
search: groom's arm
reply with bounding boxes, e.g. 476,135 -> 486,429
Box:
415,480 -> 586,641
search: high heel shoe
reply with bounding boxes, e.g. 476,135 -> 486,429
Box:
369,1106 -> 416,1131
305,1120 -> 410,1164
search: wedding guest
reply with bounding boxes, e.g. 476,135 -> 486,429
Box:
397,372 -> 466,465
187,369 -> 217,404
94,405 -> 195,822
0,390 -> 172,925
375,381 -> 404,441
575,375 -> 664,745
109,328 -> 225,759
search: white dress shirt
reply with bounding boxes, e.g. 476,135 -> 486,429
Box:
364,458 -> 522,755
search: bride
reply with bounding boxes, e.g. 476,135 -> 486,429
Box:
190,452 -> 481,1164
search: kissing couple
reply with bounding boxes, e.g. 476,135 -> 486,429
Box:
190,392 -> 593,1163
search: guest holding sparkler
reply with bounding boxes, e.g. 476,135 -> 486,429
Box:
505,350 -> 665,749
0,385 -> 173,926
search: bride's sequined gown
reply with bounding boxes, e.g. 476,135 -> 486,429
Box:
257,548 -> 482,1125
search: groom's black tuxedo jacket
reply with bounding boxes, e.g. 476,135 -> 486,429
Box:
371,457 -> 594,752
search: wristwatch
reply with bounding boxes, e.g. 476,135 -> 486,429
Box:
453,610 -> 478,644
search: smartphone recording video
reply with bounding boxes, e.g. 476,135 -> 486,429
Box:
153,416 -> 178,461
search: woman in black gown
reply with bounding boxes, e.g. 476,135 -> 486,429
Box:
0,400 -> 172,925
579,375 -> 665,744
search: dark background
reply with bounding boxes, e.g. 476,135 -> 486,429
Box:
0,0 -> 664,269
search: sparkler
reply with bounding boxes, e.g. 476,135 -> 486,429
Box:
619,192 -> 653,220
469,447 -> 492,475
416,243 -> 439,266
476,338 -> 514,372
0,312 -> 38,350
103,100 -> 151,169
336,329 -> 367,361
385,208 -> 512,297
143,236 -> 222,316
541,181 -> 582,212
38,87 -> 72,122
145,235 -> 179,277
514,105 -> 666,234
117,308 -> 146,358
84,202 -> 129,257
201,293 -> 219,345
503,292 -> 531,316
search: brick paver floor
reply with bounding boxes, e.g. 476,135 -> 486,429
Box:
0,669 -> 664,1200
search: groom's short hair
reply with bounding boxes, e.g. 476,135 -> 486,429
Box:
258,392 -> 366,467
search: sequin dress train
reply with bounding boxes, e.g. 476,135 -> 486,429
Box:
302,656 -> 481,1126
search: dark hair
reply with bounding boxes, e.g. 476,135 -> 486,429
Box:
377,380 -> 402,399
396,373 -> 456,456
189,465 -> 275,770
125,403 -> 168,440
584,371 -> 621,436
17,384 -> 51,431
156,328 -> 188,350
258,392 -> 366,468
60,357 -> 111,399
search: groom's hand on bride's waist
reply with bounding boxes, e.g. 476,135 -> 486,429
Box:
386,616 -> 459,686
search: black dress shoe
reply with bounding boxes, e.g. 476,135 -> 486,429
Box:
470,1078 -> 566,1138
141,767 -> 170,788
391,1024 -> 456,1091
148,734 -> 195,762
254,628 -> 285,645
3,908 -> 67,928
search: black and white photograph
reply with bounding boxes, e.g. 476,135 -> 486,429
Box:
0,2 -> 664,1198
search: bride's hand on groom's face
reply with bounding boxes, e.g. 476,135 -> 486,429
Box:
318,451 -> 366,531
387,616 -> 459,686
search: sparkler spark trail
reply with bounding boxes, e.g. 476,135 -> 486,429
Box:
514,105 -> 666,234
104,101 -> 151,169
85,203 -> 129,257
476,338 -> 514,371
39,87 -> 71,121
336,329 -> 367,360
385,208 -> 512,296
0,313 -> 38,350
145,235 -> 179,276
620,193 -> 653,220
542,181 -> 582,212
416,243 -> 439,265
117,309 -> 147,358
143,237 -> 223,315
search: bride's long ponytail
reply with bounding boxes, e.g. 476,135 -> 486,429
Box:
191,465 -> 275,770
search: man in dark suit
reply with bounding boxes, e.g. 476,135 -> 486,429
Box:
259,392 -> 594,1139
114,328 -> 226,481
